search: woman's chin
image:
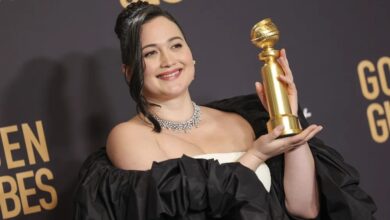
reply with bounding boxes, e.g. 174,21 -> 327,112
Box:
163,89 -> 189,99
144,89 -> 188,102
161,83 -> 191,97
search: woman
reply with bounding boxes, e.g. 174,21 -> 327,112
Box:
73,1 -> 376,219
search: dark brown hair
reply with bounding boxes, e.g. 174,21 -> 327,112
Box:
114,1 -> 185,132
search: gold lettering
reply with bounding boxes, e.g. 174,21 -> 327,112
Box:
0,176 -> 21,219
36,168 -> 58,210
147,0 -> 160,4
121,0 -> 159,6
16,171 -> 41,215
22,121 -> 50,165
120,0 -> 182,7
163,0 -> 182,3
367,102 -> 389,143
385,101 -> 390,129
0,125 -> 25,169
377,56 -> 390,96
358,60 -> 380,100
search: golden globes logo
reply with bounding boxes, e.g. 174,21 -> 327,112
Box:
0,121 -> 57,219
357,56 -> 390,143
120,0 -> 182,7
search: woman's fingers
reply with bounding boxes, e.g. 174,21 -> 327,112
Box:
287,125 -> 322,147
276,51 -> 295,90
303,125 -> 323,142
277,49 -> 294,81
276,49 -> 298,115
254,124 -> 323,160
267,125 -> 285,141
270,125 -> 320,150
277,75 -> 297,91
289,125 -> 318,143
280,48 -> 290,66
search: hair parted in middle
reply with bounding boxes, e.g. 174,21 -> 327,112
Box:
114,1 -> 186,132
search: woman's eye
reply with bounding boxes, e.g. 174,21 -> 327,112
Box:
172,43 -> 182,49
144,51 -> 157,57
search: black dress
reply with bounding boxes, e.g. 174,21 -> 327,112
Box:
73,94 -> 376,220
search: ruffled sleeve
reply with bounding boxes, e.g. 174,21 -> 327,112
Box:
206,94 -> 377,220
74,94 -> 376,219
73,148 -> 276,220
300,127 -> 377,219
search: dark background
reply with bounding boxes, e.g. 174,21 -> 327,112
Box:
0,0 -> 389,219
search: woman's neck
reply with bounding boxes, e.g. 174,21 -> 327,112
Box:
147,92 -> 195,122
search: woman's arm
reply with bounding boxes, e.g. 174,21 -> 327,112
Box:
277,50 -> 319,218
284,142 -> 319,219
238,125 -> 320,219
245,49 -> 320,218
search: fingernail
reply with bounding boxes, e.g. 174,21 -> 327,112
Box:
319,126 -> 323,130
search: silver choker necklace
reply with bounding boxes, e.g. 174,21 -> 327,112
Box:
152,102 -> 201,133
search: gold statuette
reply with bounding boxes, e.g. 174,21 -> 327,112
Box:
251,18 -> 301,137
120,0 -> 130,8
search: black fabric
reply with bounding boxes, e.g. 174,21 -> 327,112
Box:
73,94 -> 376,220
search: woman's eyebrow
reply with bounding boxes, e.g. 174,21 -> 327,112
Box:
142,36 -> 183,50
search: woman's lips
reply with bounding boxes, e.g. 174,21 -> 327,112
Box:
157,69 -> 182,80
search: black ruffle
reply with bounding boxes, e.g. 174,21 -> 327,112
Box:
73,94 -> 376,219
73,149 -> 286,220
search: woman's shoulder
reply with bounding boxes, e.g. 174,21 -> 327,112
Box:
106,116 -> 167,170
201,106 -> 256,141
202,106 -> 246,121
204,94 -> 268,138
107,116 -> 151,146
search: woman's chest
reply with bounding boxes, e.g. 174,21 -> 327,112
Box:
154,120 -> 254,158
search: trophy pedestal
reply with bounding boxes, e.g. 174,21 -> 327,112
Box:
267,114 -> 301,138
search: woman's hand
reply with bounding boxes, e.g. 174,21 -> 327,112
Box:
255,48 -> 298,115
248,124 -> 323,161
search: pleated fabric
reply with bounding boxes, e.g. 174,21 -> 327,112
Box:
73,94 -> 376,220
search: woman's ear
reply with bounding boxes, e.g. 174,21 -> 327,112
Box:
122,64 -> 131,82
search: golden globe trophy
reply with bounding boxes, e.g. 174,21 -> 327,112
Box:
120,0 -> 128,8
251,18 -> 301,137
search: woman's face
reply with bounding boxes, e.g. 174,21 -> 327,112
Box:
140,16 -> 194,102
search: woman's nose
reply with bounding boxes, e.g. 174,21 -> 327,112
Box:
160,51 -> 176,68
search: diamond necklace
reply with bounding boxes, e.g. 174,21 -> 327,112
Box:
152,102 -> 201,133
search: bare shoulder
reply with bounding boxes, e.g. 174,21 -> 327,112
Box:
201,106 -> 255,140
106,116 -> 167,171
